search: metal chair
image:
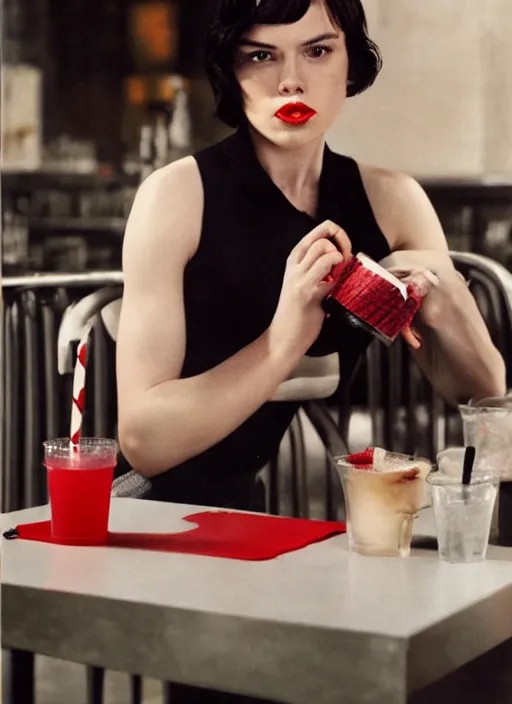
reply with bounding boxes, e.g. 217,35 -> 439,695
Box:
2,293 -> 22,513
54,290 -> 348,511
2,287 -> 66,513
61,251 -> 512,516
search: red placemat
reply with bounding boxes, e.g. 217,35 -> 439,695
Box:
3,511 -> 346,561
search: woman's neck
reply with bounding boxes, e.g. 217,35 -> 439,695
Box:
247,124 -> 325,215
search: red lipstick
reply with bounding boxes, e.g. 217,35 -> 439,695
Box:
275,102 -> 317,126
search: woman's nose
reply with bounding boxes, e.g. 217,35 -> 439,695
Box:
277,58 -> 305,96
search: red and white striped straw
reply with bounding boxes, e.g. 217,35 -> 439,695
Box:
70,324 -> 92,447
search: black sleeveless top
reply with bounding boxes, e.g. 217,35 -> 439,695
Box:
147,125 -> 391,508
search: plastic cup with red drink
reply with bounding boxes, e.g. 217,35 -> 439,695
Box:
43,437 -> 117,545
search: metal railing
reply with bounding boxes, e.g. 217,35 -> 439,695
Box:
2,271 -> 124,289
1,273 -> 123,512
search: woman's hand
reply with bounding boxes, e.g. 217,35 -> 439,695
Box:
401,326 -> 423,350
380,252 -> 443,350
269,220 -> 352,360
379,250 -> 462,293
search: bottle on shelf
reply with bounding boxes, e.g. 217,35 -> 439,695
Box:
139,123 -> 154,183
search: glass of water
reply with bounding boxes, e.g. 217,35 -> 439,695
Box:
428,471 -> 499,563
459,396 -> 512,481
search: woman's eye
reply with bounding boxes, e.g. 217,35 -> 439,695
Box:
307,45 -> 331,59
248,50 -> 272,63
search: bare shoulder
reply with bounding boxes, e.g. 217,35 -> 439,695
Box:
358,163 -> 448,251
123,155 -> 204,270
138,155 -> 202,203
359,163 -> 418,205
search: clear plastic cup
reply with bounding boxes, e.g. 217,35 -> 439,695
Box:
459,397 -> 512,481
462,397 -> 512,547
43,438 -> 117,545
427,471 -> 499,563
437,446 -> 501,543
335,452 -> 431,557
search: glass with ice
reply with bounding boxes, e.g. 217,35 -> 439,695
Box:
428,470 -> 498,563
437,447 -> 491,478
440,438 -> 506,545
459,396 -> 512,480
335,449 -> 432,557
43,437 -> 117,545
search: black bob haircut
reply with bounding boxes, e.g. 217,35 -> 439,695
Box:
204,0 -> 382,128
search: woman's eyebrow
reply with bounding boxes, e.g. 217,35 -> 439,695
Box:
239,39 -> 276,49
302,32 -> 339,46
239,32 -> 339,50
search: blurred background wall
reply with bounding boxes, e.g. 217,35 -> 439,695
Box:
2,0 -> 511,281
329,0 -> 512,177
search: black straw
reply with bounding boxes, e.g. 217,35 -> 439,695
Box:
462,446 -> 476,485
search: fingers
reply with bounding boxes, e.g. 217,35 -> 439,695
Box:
401,327 -> 422,350
291,220 -> 352,264
328,222 -> 352,261
300,238 -> 339,272
380,250 -> 455,280
390,267 -> 439,287
420,270 -> 439,287
306,250 -> 344,293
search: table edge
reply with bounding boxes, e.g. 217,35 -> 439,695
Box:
3,583 -> 409,704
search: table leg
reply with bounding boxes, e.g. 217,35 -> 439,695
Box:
164,681 -> 172,704
86,665 -> 105,704
131,674 -> 142,703
2,649 -> 35,704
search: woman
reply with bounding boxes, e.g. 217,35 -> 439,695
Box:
117,0 -> 504,504
116,0 -> 504,700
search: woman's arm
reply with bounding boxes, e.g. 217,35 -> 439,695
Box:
117,159 -> 347,476
361,166 -> 506,404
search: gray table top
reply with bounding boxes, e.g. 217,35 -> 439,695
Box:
3,499 -> 512,704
